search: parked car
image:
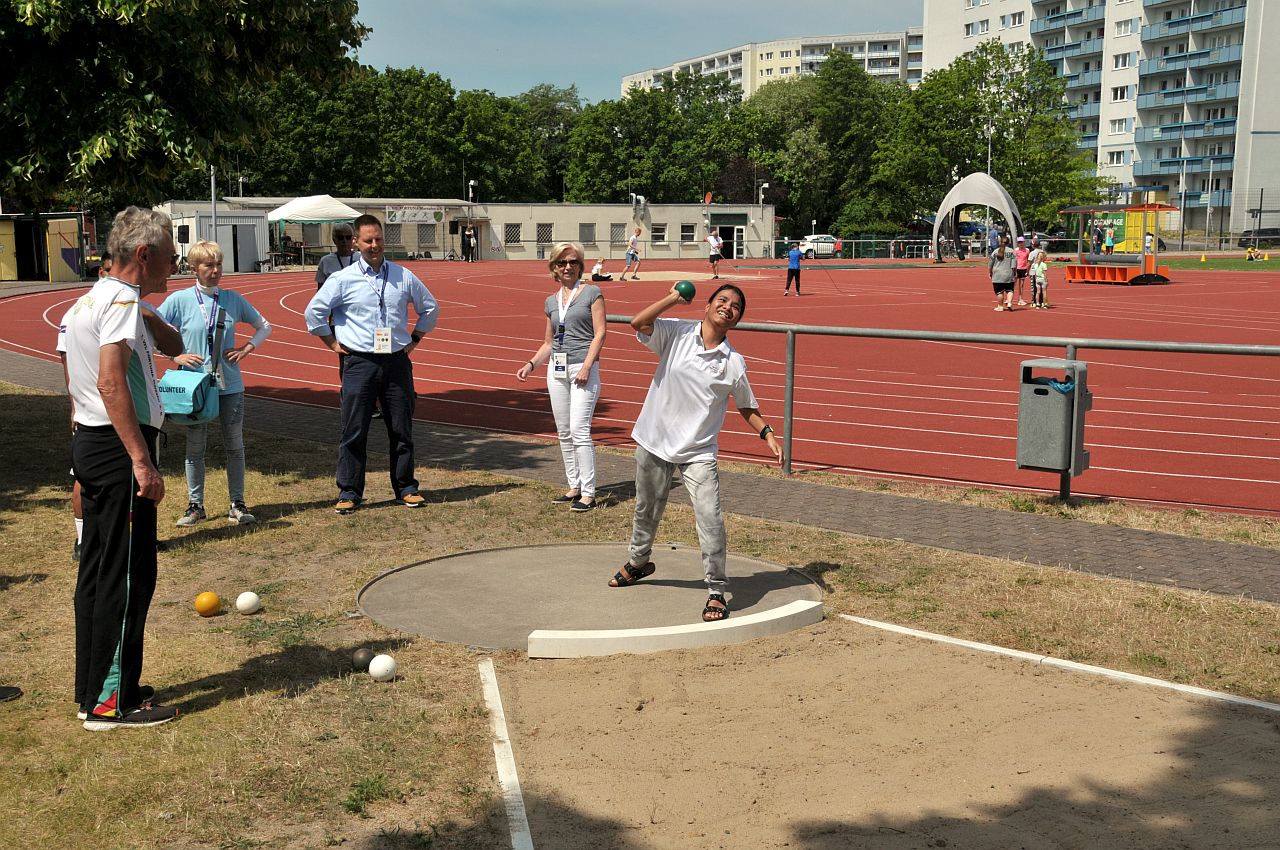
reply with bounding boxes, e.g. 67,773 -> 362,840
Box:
1238,228 -> 1280,248
957,221 -> 987,237
799,234 -> 839,259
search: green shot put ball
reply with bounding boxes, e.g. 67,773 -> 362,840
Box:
674,280 -> 696,303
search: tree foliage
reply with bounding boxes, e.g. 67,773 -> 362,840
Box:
1,0 -> 368,211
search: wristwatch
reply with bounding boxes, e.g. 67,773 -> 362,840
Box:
759,425 -> 774,440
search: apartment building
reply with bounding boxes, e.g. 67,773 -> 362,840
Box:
621,29 -> 925,99
924,0 -> 1280,233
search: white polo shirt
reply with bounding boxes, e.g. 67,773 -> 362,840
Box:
63,278 -> 164,428
631,318 -> 757,464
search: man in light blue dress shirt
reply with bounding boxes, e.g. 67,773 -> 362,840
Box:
305,214 -> 439,514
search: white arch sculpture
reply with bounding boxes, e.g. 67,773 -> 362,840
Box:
931,172 -> 1024,255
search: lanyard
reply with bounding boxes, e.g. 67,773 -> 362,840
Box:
194,286 -> 220,356
365,263 -> 389,326
556,282 -> 581,345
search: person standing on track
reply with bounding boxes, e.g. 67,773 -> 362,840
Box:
515,242 -> 607,512
619,227 -> 642,281
315,223 -> 357,290
785,241 -> 802,296
1013,235 -> 1031,306
158,240 -> 272,527
607,283 -> 783,623
707,227 -> 724,279
65,206 -> 181,729
305,214 -> 439,515
989,236 -> 1016,311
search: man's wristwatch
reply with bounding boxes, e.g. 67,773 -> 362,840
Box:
759,425 -> 774,440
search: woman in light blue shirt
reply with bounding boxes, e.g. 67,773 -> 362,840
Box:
158,240 -> 272,526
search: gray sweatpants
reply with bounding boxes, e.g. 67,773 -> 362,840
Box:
629,445 -> 728,596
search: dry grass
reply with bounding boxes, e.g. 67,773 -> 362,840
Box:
1,380 -> 1278,849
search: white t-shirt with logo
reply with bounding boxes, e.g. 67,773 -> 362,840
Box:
631,318 -> 757,464
63,278 -> 164,428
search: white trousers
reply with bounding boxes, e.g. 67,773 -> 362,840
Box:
546,361 -> 600,499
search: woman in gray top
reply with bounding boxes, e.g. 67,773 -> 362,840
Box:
515,242 -> 608,511
988,236 -> 1017,311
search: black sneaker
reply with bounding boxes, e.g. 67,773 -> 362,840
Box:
175,502 -> 206,527
83,701 -> 178,731
227,501 -> 257,524
77,685 -> 154,721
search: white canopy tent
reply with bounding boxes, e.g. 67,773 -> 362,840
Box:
931,173 -> 1024,255
266,194 -> 362,265
266,194 -> 362,223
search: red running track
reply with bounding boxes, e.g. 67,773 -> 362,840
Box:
3,258 -> 1277,515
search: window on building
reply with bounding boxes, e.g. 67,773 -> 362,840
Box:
765,68 -> 773,76
1113,52 -> 1132,69
1107,150 -> 1126,166
780,50 -> 791,58
1115,18 -> 1136,35
651,224 -> 667,243
780,67 -> 790,75
384,223 -> 403,245
504,223 -> 522,245
579,223 -> 596,244
764,52 -> 773,59
1109,118 -> 1127,134
681,224 -> 697,243
417,223 -> 437,246
1111,85 -> 1130,101
964,20 -> 990,37
536,223 -> 553,244
1010,11 -> 1024,25
610,223 -> 627,244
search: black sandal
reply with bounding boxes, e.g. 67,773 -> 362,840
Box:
608,561 -> 655,587
702,594 -> 730,622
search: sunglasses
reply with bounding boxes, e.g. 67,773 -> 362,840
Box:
553,259 -> 582,268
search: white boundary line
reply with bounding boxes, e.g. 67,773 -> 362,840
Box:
838,614 -> 1280,714
478,658 -> 535,850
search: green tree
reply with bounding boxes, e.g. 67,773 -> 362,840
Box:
452,90 -> 545,203
517,84 -> 582,201
2,0 -> 368,211
854,40 -> 1100,233
564,71 -> 741,205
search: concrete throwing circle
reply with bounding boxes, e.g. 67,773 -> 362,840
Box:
357,542 -> 823,653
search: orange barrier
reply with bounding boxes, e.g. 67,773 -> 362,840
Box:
1065,253 -> 1170,285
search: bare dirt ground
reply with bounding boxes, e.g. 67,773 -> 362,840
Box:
496,617 -> 1280,850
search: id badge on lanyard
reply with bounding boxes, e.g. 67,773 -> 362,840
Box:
551,352 -> 569,380
369,266 -> 392,353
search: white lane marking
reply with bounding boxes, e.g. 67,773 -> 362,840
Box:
839,615 -> 1280,714
478,658 -> 535,850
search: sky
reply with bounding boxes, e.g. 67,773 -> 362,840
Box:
351,0 -> 925,103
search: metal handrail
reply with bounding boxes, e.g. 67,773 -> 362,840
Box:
606,315 -> 1280,476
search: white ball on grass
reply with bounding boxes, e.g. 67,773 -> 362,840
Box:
368,654 -> 397,682
235,591 -> 262,615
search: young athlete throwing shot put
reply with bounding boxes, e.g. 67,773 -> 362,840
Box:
608,281 -> 783,622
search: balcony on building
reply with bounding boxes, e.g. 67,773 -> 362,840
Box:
1136,80 -> 1240,109
1135,118 -> 1237,143
1181,189 -> 1232,207
1068,100 -> 1102,119
1047,37 -> 1104,61
1139,44 -> 1243,75
1141,5 -> 1247,41
1065,69 -> 1103,90
1078,133 -> 1100,149
1032,9 -> 1080,37
1143,0 -> 1185,7
1133,153 -> 1234,177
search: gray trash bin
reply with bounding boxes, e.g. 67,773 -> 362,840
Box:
1016,358 -> 1091,475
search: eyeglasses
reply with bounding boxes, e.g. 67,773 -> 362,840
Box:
553,259 -> 582,268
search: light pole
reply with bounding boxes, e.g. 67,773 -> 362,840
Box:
1205,155 -> 1215,251
757,181 -> 769,256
